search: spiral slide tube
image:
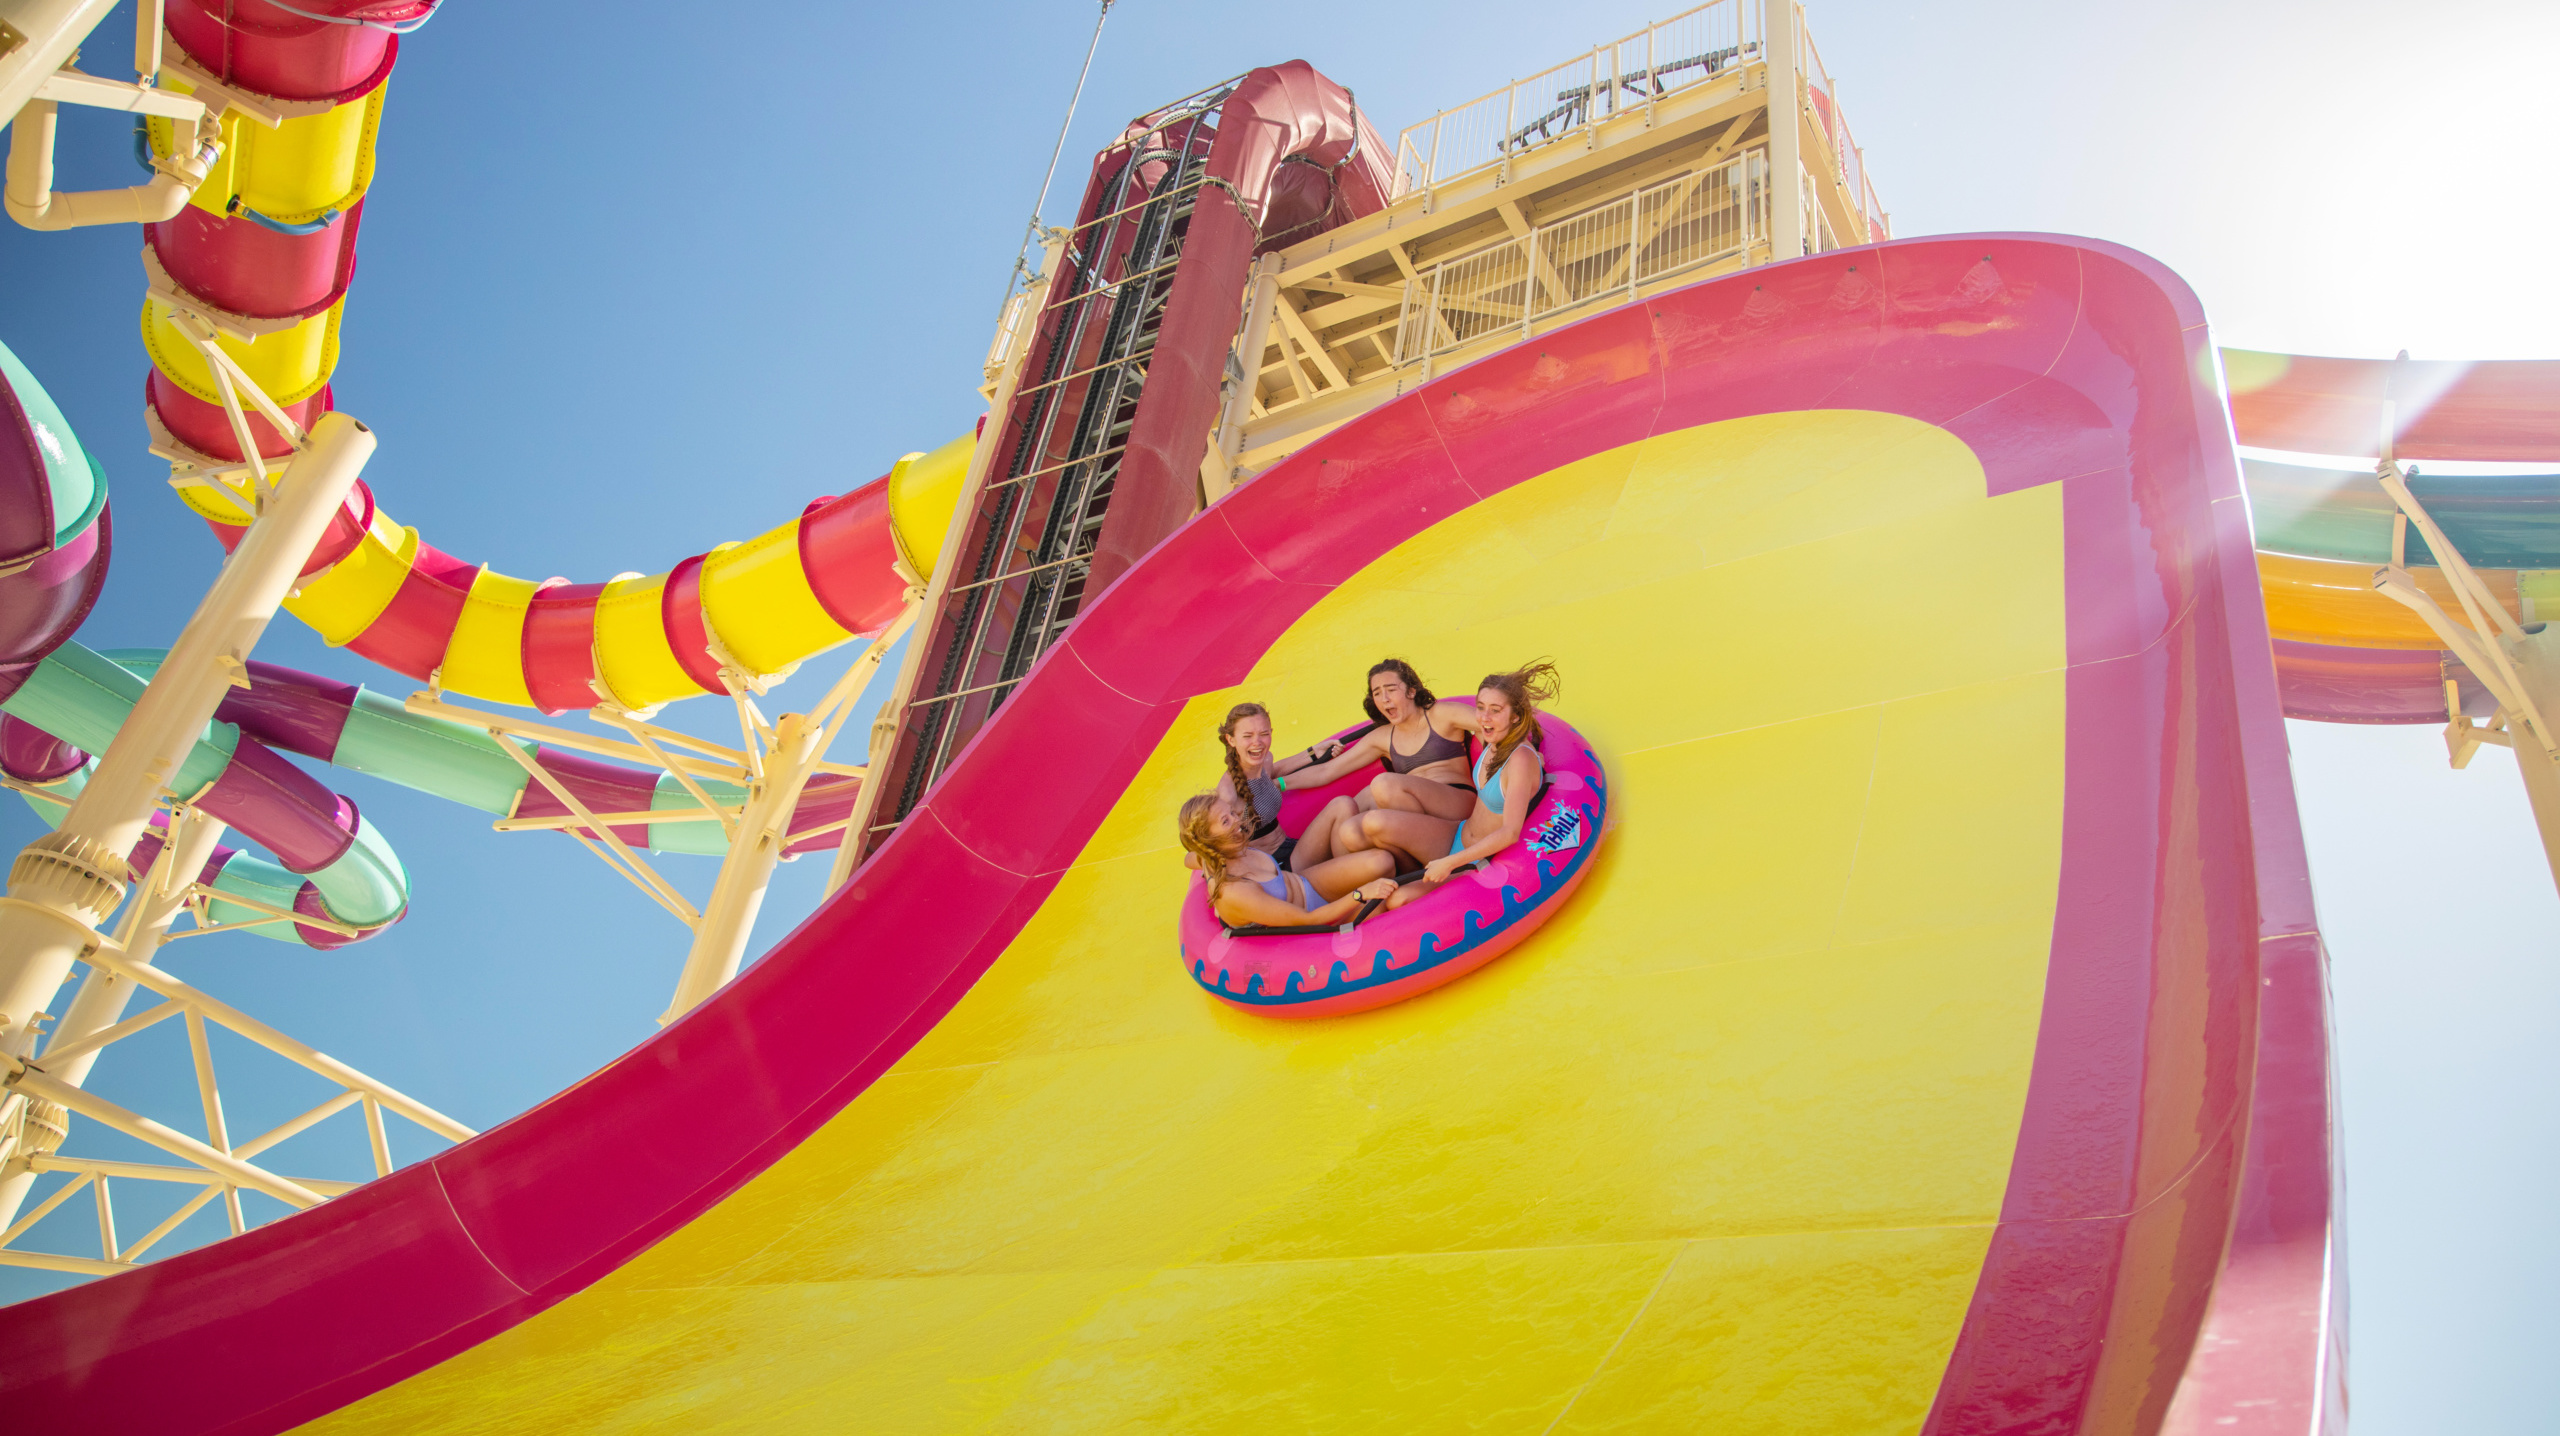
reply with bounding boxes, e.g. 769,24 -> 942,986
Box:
0,642 -> 405,946
0,339 -> 111,708
190,432 -> 973,712
138,5 -> 970,714
100,646 -> 869,859
4,734 -> 356,951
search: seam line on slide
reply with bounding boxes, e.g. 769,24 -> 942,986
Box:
1540,1239 -> 1692,1435
430,1163 -> 534,1297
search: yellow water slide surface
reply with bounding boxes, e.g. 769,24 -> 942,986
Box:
312,409 -> 2068,1432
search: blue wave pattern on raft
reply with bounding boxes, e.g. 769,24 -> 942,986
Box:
1188,755 -> 1609,1007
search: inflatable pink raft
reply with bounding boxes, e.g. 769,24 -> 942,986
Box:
1179,711 -> 1607,1017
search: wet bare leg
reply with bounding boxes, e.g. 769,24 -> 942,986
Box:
1302,849 -> 1395,900
1366,772 -> 1475,821
1354,808 -> 1456,874
1289,796 -> 1362,871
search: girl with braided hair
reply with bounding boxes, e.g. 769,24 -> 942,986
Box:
1352,659 -> 1564,908
1177,794 -> 1399,931
1212,702 -> 1336,871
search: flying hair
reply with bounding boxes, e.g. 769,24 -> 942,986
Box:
1362,657 -> 1436,725
1476,659 -> 1561,778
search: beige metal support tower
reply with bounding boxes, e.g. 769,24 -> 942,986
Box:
2372,460 -> 2560,896
0,414 -> 374,1068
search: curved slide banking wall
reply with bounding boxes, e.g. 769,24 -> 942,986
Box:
3,236 -> 2337,1434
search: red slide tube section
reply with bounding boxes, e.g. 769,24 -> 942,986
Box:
0,237 -> 2336,1434
1088,61 -> 1393,596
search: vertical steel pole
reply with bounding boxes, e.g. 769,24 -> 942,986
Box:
0,413 -> 372,1068
1502,84 -> 1517,183
1430,257 -> 1448,355
1767,0 -> 1805,259
1645,27 -> 1658,128
1629,189 -> 1643,301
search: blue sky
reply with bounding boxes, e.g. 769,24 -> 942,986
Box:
3,0 -> 2556,1428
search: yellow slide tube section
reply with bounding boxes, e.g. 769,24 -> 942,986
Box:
2258,551 -> 2524,648
148,77 -> 385,224
178,431 -> 977,708
593,573 -> 698,711
141,296 -> 341,408
702,529 -> 843,678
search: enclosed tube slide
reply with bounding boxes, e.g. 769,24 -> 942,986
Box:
0,643 -> 406,946
0,339 -> 110,708
3,723 -> 377,950
189,434 -> 972,712
138,0 -> 970,713
104,646 -> 867,859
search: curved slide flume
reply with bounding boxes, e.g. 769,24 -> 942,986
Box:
2,236 -> 2340,1434
0,642 -> 406,946
138,0 -> 972,713
188,432 -> 972,712
105,645 -> 870,859
0,339 -> 111,708
137,0 -> 422,467
2,721 -> 374,952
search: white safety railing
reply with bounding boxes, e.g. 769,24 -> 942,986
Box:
1392,0 -> 1765,195
1797,26 -> 1888,240
1395,150 -> 1769,364
1800,166 -> 1839,256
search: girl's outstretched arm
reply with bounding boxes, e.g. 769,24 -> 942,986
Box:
1421,749 -> 1541,882
1214,875 -> 1399,929
1283,725 -> 1394,790
1276,722 -> 1375,776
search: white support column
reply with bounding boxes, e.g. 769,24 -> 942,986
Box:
1766,0 -> 1806,260
0,811 -> 224,1232
2371,460 -> 2560,896
1202,254 -> 1283,503
667,600 -> 923,1021
0,413 -> 372,1068
659,712 -> 817,1025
